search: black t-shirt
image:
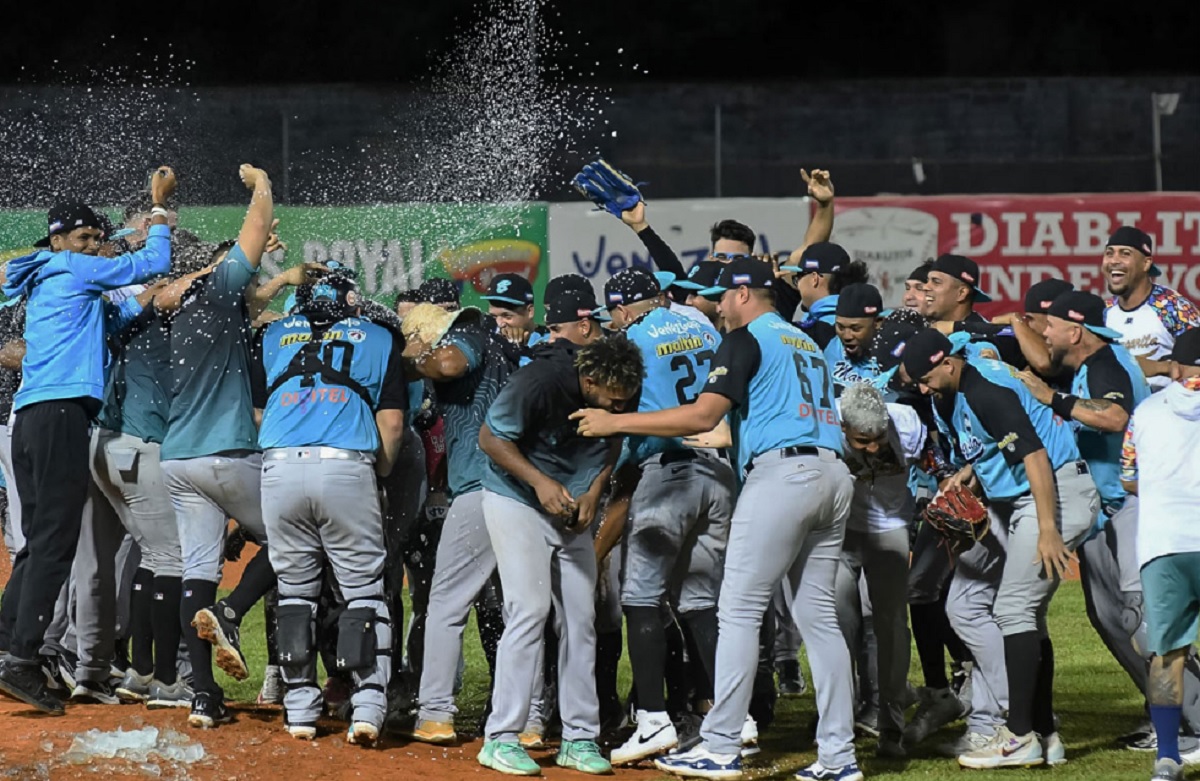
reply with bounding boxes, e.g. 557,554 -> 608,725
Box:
704,328 -> 761,408
1081,345 -> 1136,415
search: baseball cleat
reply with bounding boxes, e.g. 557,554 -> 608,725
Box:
957,726 -> 1044,769
191,601 -> 249,681
0,658 -> 65,715
937,729 -> 992,758
406,718 -> 457,745
853,704 -> 880,738
70,679 -> 121,705
556,740 -> 613,774
1153,757 -> 1185,780
793,761 -> 864,781
1040,731 -> 1066,765
519,726 -> 546,750
258,664 -> 283,705
654,743 -> 741,780
288,723 -> 317,740
348,721 -> 380,747
116,669 -> 154,703
146,679 -> 194,709
478,739 -> 542,776
611,711 -> 677,765
776,660 -> 807,697
188,691 -> 232,729
903,686 -> 966,745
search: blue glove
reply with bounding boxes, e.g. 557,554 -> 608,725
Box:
571,158 -> 645,217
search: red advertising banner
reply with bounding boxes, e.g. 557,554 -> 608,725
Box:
829,194 -> 1200,316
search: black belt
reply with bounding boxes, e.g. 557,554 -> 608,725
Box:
659,449 -> 698,466
744,446 -> 833,474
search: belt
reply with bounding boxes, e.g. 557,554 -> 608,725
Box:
744,446 -> 837,474
659,449 -> 698,466
264,447 -> 374,462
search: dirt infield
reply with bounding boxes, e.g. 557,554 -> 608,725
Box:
0,698 -> 663,781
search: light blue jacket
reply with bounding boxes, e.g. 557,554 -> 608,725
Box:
3,224 -> 171,410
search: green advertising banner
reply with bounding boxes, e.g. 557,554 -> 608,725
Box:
0,203 -> 550,316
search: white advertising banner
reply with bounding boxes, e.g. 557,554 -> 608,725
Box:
547,198 -> 812,295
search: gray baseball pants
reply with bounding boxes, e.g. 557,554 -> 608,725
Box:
261,450 -> 391,730
700,449 -> 857,767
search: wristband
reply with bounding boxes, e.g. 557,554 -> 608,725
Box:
150,206 -> 170,219
1050,392 -> 1078,420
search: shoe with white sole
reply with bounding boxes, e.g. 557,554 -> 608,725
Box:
854,705 -> 880,738
794,761 -> 864,781
740,715 -> 758,747
1154,757 -> 1185,780
612,710 -> 677,765
937,729 -> 993,758
258,664 -> 283,705
116,669 -> 154,703
477,739 -> 541,776
957,726 -> 1044,769
70,679 -> 120,705
654,743 -> 741,780
288,723 -> 317,740
146,679 -> 194,709
348,721 -> 380,747
1040,731 -> 1066,765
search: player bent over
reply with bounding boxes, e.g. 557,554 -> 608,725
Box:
477,337 -> 644,776
899,329 -> 1098,768
1121,329 -> 1200,781
251,271 -> 408,746
575,258 -> 861,781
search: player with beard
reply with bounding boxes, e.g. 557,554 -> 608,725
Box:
1101,227 -> 1200,391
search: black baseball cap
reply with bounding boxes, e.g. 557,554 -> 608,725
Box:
35,201 -> 103,248
1024,279 -> 1074,314
836,283 -> 884,319
1170,328 -> 1200,366
699,257 -> 776,299
482,273 -> 534,307
545,275 -> 607,325
907,262 -> 932,284
1107,226 -> 1161,277
931,254 -> 992,303
899,328 -> 955,382
674,261 -> 724,291
780,241 -> 849,275
603,268 -> 668,310
1046,291 -> 1122,341
418,277 -> 460,306
871,319 -> 921,374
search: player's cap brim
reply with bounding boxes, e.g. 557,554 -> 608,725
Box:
971,288 -> 993,303
779,265 -> 803,274
1150,263 -> 1163,277
1085,323 -> 1123,341
698,285 -> 728,300
653,271 -> 677,291
673,279 -> 706,291
107,228 -> 136,240
589,306 -> 613,322
481,294 -> 530,306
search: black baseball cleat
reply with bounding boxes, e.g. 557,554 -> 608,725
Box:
0,657 -> 66,715
776,659 -> 807,697
188,690 -> 233,729
70,678 -> 121,705
192,600 -> 249,681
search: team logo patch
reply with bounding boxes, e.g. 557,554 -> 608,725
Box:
576,308 -> 592,318
347,329 -> 366,343
804,259 -> 819,270
929,350 -> 945,364
707,366 -> 728,384
863,305 -> 878,314
346,290 -> 360,306
608,292 -> 623,303
48,220 -> 64,233
496,279 -> 511,294
702,331 -> 717,346
1040,299 -> 1053,309
312,283 -> 336,302
960,271 -> 976,283
891,341 -> 907,358
1067,308 -> 1085,322
998,432 -> 1018,453
732,273 -> 752,285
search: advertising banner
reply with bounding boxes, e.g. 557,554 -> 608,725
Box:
547,199 -> 812,295
0,203 -> 550,314
830,194 -> 1200,314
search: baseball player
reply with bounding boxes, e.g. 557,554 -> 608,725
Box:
1120,328 -> 1200,781
1024,291 -> 1200,752
899,328 -> 1098,768
922,254 -> 1027,369
902,262 -> 932,314
823,283 -> 884,392
251,271 -> 407,746
403,303 -> 519,744
574,257 -> 860,781
156,165 -> 279,729
0,185 -> 174,716
593,269 -> 734,766
482,273 -> 547,361
544,274 -> 608,346
834,382 -> 923,758
1102,226 -> 1200,390
476,336 -> 643,776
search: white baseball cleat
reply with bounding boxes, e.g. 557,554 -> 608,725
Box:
612,710 -> 678,765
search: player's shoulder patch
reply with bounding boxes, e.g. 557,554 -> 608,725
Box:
707,366 -> 728,384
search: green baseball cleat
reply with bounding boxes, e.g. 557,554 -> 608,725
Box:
556,740 -> 613,775
478,739 -> 542,776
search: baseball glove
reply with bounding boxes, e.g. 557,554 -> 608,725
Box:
923,485 -> 989,554
571,158 -> 645,217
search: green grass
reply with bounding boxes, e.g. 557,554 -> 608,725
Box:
224,580 -> 1152,779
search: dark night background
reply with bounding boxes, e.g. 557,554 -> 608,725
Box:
2,1 -> 1196,85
